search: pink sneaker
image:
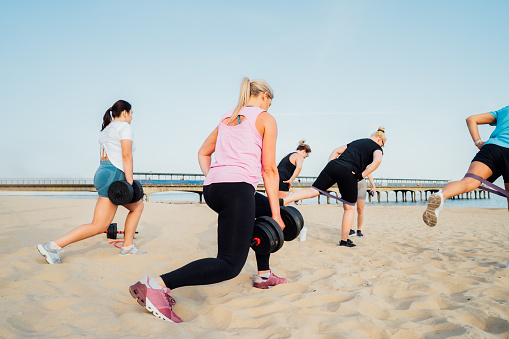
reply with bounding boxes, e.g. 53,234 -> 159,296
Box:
253,272 -> 288,289
129,276 -> 183,323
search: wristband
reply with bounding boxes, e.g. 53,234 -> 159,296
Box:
474,139 -> 482,146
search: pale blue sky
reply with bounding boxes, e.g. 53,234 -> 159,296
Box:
1,0 -> 508,181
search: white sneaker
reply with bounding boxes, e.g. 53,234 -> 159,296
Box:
37,241 -> 63,264
119,246 -> 147,256
423,192 -> 444,227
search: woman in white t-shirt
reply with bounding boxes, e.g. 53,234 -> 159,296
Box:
37,100 -> 146,264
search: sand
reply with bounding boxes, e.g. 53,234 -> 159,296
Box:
0,196 -> 508,338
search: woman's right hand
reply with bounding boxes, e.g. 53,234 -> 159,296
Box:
273,215 -> 286,230
476,141 -> 485,150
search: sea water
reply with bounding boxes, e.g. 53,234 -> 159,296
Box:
0,190 -> 506,208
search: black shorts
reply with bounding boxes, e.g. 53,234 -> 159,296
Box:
279,180 -> 290,192
471,143 -> 509,183
312,160 -> 358,204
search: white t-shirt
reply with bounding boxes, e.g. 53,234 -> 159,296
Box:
99,121 -> 135,172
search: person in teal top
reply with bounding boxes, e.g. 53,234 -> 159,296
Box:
485,106 -> 509,148
423,106 -> 509,227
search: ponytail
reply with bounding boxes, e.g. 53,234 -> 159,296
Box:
101,100 -> 132,131
229,77 -> 251,125
296,139 -> 311,153
101,108 -> 113,131
228,77 -> 274,125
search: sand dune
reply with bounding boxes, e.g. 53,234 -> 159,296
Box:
0,196 -> 508,338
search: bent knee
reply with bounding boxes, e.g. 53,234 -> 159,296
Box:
227,265 -> 244,280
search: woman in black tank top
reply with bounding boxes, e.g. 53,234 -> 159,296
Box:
282,128 -> 386,248
277,140 -> 311,198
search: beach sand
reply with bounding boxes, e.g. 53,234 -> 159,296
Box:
1,196 -> 508,338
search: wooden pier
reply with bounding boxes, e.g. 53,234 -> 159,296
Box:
0,173 -> 491,204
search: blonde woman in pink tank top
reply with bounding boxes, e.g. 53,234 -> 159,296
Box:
129,78 -> 287,323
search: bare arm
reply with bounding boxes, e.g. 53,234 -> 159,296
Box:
466,113 -> 496,150
328,145 -> 347,162
283,156 -> 304,186
121,139 -> 133,185
367,173 -> 376,195
198,127 -> 218,176
361,150 -> 383,179
257,112 -> 285,229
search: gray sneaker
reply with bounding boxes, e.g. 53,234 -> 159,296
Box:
37,241 -> 62,264
119,246 -> 147,256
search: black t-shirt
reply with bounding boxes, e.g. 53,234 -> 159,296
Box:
334,138 -> 383,180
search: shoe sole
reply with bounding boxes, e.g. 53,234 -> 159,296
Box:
129,283 -> 147,306
145,298 -> 175,322
253,283 -> 270,289
423,194 -> 442,227
36,244 -> 60,264
129,284 -> 177,323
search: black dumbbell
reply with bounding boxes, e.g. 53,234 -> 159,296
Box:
107,180 -> 144,205
280,206 -> 304,241
105,223 -> 138,239
250,216 -> 284,255
254,192 -> 304,241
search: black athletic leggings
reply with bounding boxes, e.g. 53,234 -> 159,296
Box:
161,182 -> 271,289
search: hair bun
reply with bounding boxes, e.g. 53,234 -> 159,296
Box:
377,126 -> 385,133
299,139 -> 306,146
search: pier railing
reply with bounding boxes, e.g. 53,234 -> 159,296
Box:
0,175 -> 450,188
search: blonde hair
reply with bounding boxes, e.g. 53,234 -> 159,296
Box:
296,139 -> 311,153
371,126 -> 386,143
229,77 -> 274,124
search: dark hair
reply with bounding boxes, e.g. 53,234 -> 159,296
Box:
101,100 -> 132,131
296,140 -> 311,153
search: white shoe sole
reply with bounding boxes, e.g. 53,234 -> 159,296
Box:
423,194 -> 443,227
145,297 -> 176,323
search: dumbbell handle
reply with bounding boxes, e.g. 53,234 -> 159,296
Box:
104,231 -> 139,234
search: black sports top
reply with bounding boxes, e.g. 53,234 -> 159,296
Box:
334,138 -> 383,180
277,152 -> 296,181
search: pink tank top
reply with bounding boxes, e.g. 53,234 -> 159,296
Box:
203,106 -> 264,190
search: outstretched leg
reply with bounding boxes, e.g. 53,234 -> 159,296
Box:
55,197 -> 118,248
441,161 -> 492,199
283,187 -> 319,205
423,161 -> 493,227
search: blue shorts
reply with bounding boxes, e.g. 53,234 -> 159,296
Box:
93,161 -> 125,197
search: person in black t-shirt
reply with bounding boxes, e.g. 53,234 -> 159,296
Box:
277,140 -> 311,199
282,127 -> 386,247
